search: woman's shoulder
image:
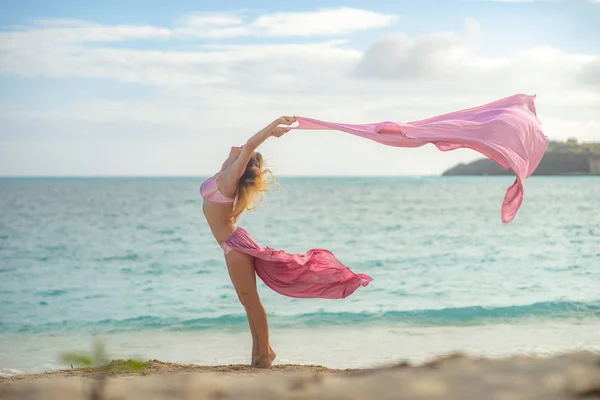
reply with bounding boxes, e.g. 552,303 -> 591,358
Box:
215,167 -> 239,196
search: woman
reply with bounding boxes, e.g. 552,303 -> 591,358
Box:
200,116 -> 371,369
200,116 -> 295,368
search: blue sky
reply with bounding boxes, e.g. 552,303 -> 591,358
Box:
1,0 -> 599,176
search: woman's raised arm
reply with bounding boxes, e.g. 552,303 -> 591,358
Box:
226,116 -> 296,180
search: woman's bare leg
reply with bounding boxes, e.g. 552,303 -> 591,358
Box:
226,250 -> 276,368
246,309 -> 260,366
229,256 -> 260,364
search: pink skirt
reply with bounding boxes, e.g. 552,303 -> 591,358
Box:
221,227 -> 372,299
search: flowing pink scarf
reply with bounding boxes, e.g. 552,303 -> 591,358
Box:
289,93 -> 548,223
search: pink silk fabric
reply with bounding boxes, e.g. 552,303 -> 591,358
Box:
223,227 -> 373,299
290,94 -> 549,223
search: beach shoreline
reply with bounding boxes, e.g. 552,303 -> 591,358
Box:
2,351 -> 600,399
0,359 -> 357,384
4,320 -> 600,377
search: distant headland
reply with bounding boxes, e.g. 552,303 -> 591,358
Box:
442,138 -> 600,176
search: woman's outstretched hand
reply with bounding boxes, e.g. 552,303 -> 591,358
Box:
277,116 -> 296,126
272,116 -> 296,138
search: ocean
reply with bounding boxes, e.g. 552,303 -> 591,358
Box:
1,176 -> 599,375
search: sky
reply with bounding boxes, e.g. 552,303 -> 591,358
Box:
1,0 -> 599,177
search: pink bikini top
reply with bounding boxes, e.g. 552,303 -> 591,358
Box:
200,173 -> 235,204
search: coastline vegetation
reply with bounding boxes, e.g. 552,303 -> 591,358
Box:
547,138 -> 600,154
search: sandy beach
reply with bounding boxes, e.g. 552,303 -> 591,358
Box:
2,351 -> 600,400
0,359 -> 352,384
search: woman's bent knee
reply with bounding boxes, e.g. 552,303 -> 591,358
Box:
238,290 -> 260,306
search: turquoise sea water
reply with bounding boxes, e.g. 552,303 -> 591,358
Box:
1,177 -> 599,373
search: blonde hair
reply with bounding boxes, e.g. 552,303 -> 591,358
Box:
232,152 -> 278,222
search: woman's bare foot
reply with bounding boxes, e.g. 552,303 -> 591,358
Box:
251,353 -> 260,367
255,348 -> 277,369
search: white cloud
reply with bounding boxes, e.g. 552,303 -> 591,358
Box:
0,8 -> 398,45
354,20 -> 597,94
173,12 -> 252,38
355,19 -> 487,80
579,58 -> 600,87
0,24 -> 171,48
175,8 -> 398,38
179,13 -> 245,27
247,8 -> 398,37
0,13 -> 599,177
